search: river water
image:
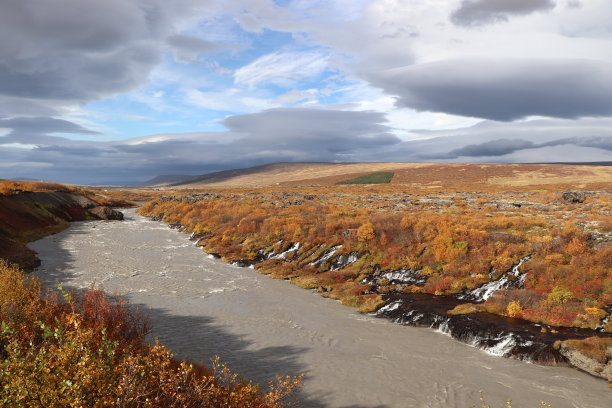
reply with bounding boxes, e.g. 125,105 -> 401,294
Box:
28,209 -> 610,408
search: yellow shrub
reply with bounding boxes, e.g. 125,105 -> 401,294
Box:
507,300 -> 522,318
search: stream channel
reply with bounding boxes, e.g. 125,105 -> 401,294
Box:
28,209 -> 610,407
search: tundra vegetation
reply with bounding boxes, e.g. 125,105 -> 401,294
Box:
137,184 -> 612,365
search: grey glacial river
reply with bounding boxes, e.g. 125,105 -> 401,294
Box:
29,209 -> 610,408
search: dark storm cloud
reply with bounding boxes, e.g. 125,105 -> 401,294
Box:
167,35 -> 231,63
437,135 -> 612,159
358,118 -> 612,163
540,135 -> 612,151
0,0 -> 207,112
0,109 -> 400,184
370,59 -> 612,121
224,108 -> 400,152
0,97 -> 60,117
446,138 -> 535,157
3,115 -> 612,184
451,0 -> 556,27
0,117 -> 99,147
0,117 -> 98,135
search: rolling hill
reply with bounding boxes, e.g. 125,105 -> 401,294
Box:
140,162 -> 612,191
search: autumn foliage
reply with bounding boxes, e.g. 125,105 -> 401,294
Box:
138,188 -> 611,331
0,260 -> 302,407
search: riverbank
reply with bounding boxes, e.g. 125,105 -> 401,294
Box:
28,208 -> 612,407
137,191 -> 612,380
0,181 -> 128,269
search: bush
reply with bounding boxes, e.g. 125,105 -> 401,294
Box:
0,261 -> 302,407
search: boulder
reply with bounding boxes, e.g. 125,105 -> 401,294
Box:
561,191 -> 586,203
89,206 -> 124,220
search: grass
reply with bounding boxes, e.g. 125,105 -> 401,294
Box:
336,172 -> 394,185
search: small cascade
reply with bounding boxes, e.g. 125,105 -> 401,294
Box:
371,292 -> 604,362
379,269 -> 427,286
458,256 -> 531,302
257,240 -> 285,260
271,242 -> 301,259
330,251 -> 360,271
361,268 -> 427,293
596,305 -> 612,332
309,245 -> 342,268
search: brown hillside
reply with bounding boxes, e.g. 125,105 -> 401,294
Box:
172,162 -> 612,191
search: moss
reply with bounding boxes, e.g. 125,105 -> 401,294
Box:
336,172 -> 394,185
447,303 -> 484,315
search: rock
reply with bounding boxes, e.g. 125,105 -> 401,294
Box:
559,342 -> 612,381
561,191 -> 586,203
89,206 -> 124,220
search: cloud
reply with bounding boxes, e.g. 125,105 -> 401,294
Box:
275,90 -> 318,104
451,0 -> 556,27
234,52 -> 329,88
2,113 -> 611,184
439,135 -> 612,159
167,35 -> 230,63
362,117 -> 612,162
0,0 -> 209,115
234,13 -> 263,33
0,117 -> 99,136
0,108 -> 399,184
369,59 -> 612,121
446,138 -> 536,158
223,108 -> 399,151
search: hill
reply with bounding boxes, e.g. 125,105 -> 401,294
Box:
151,162 -> 612,191
134,174 -> 196,187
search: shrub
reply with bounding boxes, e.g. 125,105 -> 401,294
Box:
506,301 -> 522,318
357,223 -> 376,242
0,262 -> 302,407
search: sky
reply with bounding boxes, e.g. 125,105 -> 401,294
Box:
0,0 -> 611,184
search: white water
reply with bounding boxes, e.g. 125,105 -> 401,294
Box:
460,256 -> 531,302
28,209 -> 610,408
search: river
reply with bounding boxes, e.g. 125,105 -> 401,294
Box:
28,209 -> 610,407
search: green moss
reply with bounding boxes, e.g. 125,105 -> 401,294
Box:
336,172 -> 394,185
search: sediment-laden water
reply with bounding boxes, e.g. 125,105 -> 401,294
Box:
29,209 -> 610,408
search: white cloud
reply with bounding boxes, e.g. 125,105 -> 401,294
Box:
234,13 -> 263,33
185,88 -> 275,113
234,51 -> 329,88
275,89 -> 318,104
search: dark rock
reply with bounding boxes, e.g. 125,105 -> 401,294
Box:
561,191 -> 586,203
89,206 -> 124,220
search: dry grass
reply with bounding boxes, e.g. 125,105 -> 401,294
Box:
181,163 -> 434,188
172,162 -> 612,191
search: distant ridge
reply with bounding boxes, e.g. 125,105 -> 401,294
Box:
138,161 -> 612,190
546,161 -> 612,166
170,162 -> 339,187
10,177 -> 39,181
133,174 -> 196,187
